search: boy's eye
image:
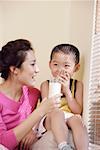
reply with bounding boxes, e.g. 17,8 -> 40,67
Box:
54,64 -> 58,66
65,65 -> 70,67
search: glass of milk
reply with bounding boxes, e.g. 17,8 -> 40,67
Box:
48,78 -> 61,102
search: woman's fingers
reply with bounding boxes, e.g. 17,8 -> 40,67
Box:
49,93 -> 62,102
40,93 -> 62,116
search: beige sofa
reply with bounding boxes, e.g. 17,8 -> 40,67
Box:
32,130 -> 76,150
0,130 -> 75,150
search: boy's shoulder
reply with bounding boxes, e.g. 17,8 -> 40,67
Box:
75,79 -> 83,86
41,80 -> 49,86
71,78 -> 83,90
74,79 -> 83,93
71,78 -> 83,84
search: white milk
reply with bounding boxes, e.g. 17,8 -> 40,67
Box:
49,80 -> 61,101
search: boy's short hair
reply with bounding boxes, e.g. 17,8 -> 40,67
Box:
50,44 -> 80,65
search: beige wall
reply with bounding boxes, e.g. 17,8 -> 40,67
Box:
0,4 -> 3,47
0,0 -> 94,124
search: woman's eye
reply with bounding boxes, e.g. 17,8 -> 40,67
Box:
31,63 -> 35,66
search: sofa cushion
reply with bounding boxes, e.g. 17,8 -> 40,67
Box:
32,130 -> 76,150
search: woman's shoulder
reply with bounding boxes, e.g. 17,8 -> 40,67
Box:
29,87 -> 41,96
23,86 -> 41,100
24,86 -> 41,109
24,86 -> 40,96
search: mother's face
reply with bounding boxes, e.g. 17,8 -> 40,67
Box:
16,50 -> 39,87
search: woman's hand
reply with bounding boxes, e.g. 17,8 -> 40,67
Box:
19,130 -> 38,150
39,94 -> 61,116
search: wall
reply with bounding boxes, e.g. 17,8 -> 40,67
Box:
0,0 -> 94,124
0,4 -> 3,47
67,0 -> 94,124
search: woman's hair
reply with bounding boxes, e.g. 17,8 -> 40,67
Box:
50,44 -> 80,65
0,39 -> 33,80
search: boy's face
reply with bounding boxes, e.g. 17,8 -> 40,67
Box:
49,51 -> 79,78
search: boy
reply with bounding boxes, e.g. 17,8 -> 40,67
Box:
40,44 -> 89,150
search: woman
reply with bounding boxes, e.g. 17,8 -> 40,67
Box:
0,39 -> 60,150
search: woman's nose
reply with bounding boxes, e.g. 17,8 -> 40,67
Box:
35,64 -> 40,73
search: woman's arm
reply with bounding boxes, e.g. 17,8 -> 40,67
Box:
0,94 -> 60,150
0,114 -> 18,149
13,94 -> 61,142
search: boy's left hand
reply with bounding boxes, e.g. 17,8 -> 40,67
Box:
58,70 -> 70,95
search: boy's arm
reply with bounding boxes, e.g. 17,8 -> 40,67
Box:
65,80 -> 83,114
75,81 -> 83,112
40,81 -> 49,99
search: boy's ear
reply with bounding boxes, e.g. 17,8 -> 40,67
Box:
9,66 -> 19,75
49,61 -> 51,69
74,63 -> 80,72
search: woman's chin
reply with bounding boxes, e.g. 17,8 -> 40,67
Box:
28,80 -> 36,87
31,81 -> 36,86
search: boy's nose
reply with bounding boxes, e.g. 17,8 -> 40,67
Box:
58,66 -> 64,72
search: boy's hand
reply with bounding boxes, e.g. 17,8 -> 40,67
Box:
58,70 -> 71,95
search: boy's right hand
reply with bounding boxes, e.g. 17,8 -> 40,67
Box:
39,94 -> 61,116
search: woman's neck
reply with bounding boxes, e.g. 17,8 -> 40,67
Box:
0,79 -> 23,101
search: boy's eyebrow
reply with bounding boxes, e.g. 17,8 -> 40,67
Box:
52,60 -> 58,62
64,62 -> 71,64
52,59 -> 67,62
52,60 -> 71,65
